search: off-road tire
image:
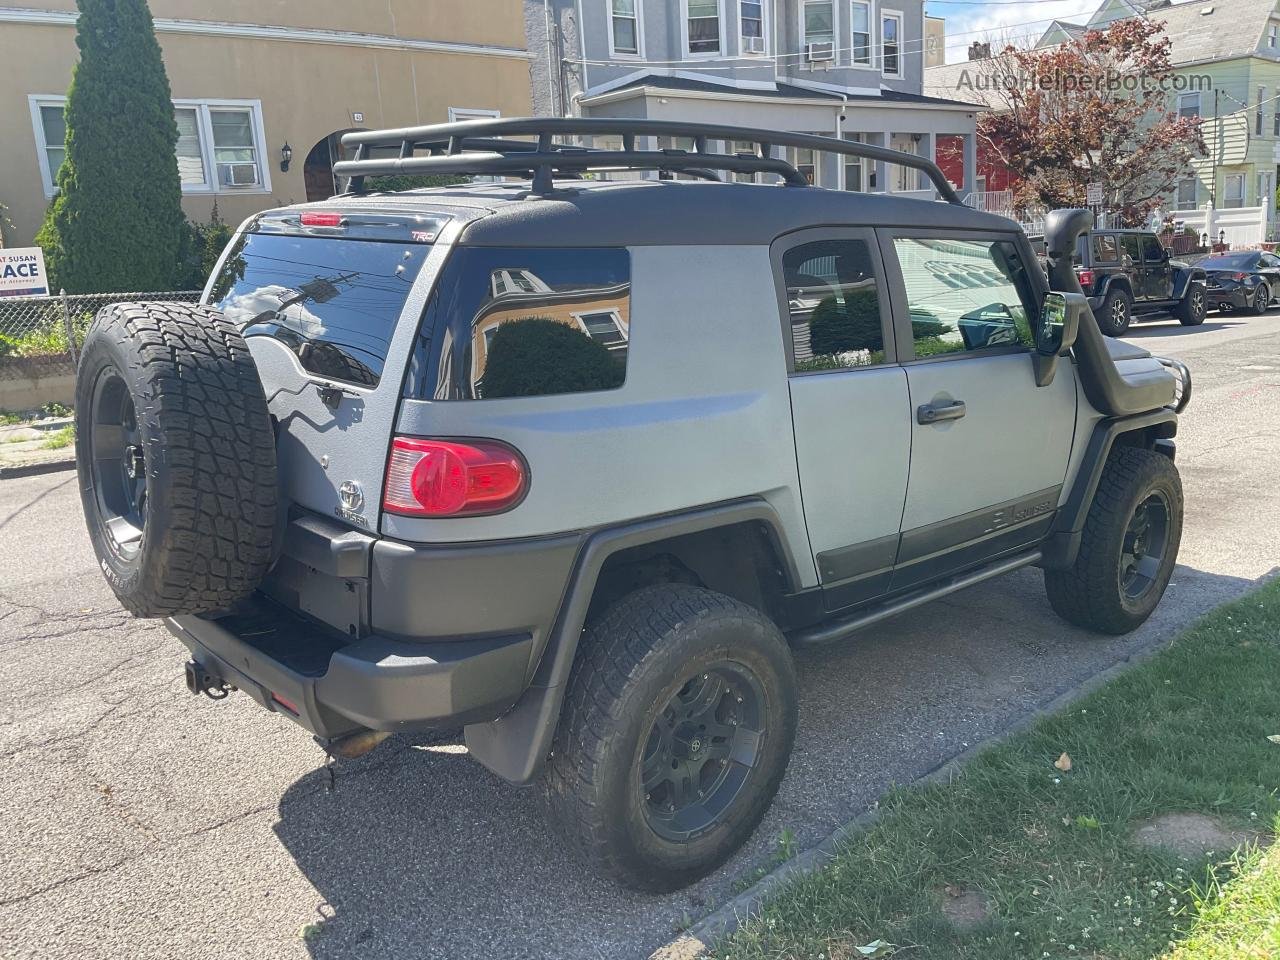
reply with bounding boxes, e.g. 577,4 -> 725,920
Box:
1044,447 -> 1182,635
75,302 -> 277,617
539,583 -> 798,891
1098,288 -> 1133,336
1253,281 -> 1271,315
1175,282 -> 1207,326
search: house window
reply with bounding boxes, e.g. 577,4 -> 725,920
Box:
792,145 -> 818,185
1176,178 -> 1197,211
1177,92 -> 1200,119
1269,22 -> 1279,47
850,1 -> 872,65
448,106 -> 501,123
685,0 -> 721,55
575,310 -> 629,350
1274,88 -> 1280,136
30,95 -> 269,197
881,11 -> 902,77
803,0 -> 834,46
1257,86 -> 1266,137
1223,173 -> 1245,209
842,132 -> 863,190
732,140 -> 758,183
610,0 -> 640,56
740,0 -> 765,53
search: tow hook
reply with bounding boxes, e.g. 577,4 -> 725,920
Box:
184,660 -> 232,700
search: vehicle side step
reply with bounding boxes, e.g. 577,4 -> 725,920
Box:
791,550 -> 1042,647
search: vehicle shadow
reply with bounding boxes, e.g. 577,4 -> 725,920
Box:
273,562 -> 1274,960
1123,317 -> 1249,338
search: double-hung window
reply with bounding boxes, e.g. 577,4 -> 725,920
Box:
740,0 -> 765,53
850,1 -> 872,65
30,95 -> 269,197
1269,22 -> 1279,48
1257,86 -> 1266,137
1177,92 -> 1200,120
1223,173 -> 1245,209
842,133 -> 864,190
685,0 -> 721,55
803,0 -> 834,47
1175,178 -> 1197,211
1274,88 -> 1280,137
609,0 -> 640,56
881,11 -> 902,77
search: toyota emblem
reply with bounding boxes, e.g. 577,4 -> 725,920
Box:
338,480 -> 364,512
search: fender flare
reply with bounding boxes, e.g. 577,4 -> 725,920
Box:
1172,267 -> 1206,302
462,498 -> 802,784
1099,275 -> 1132,302
1039,409 -> 1177,570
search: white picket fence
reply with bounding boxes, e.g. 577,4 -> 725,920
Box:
1168,206 -> 1269,249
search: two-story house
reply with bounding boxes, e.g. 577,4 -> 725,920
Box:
0,1 -> 532,247
525,0 -> 982,195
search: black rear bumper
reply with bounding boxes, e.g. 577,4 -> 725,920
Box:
168,600 -> 535,739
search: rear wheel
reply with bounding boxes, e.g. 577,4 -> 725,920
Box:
75,302 -> 277,617
1253,281 -> 1271,315
1098,288 -> 1132,336
1045,447 -> 1182,634
1175,283 -> 1206,326
539,584 -> 797,891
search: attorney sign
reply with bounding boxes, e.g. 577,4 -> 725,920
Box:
0,247 -> 50,298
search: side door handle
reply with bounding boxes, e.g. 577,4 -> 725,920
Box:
917,399 -> 966,424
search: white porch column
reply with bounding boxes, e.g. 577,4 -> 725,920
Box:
919,131 -> 935,194
962,132 -> 978,195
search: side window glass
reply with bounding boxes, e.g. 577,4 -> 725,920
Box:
1119,235 -> 1142,263
892,237 -> 1036,359
405,248 -> 630,400
1142,235 -> 1166,261
1092,234 -> 1119,262
782,239 -> 887,372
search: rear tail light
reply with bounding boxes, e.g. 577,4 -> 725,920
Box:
1232,272 -> 1248,281
383,437 -> 527,517
1075,268 -> 1094,288
300,211 -> 343,227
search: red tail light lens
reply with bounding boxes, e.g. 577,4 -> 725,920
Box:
1075,268 -> 1095,288
383,438 -> 527,517
1232,272 -> 1248,281
300,212 -> 343,227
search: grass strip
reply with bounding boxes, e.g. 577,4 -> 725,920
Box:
714,579 -> 1280,960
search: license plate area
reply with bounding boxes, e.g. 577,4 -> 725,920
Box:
260,512 -> 374,639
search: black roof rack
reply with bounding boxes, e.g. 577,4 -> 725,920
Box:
333,117 -> 962,204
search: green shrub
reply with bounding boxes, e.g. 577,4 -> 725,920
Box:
364,174 -> 470,193
177,202 -> 235,289
480,318 -> 624,398
35,0 -> 188,293
808,289 -> 883,355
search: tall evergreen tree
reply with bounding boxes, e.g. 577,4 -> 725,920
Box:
36,0 -> 187,292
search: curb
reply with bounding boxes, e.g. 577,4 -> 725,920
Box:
0,455 -> 76,480
651,640 -> 1170,960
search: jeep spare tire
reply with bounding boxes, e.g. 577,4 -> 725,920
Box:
75,302 -> 277,617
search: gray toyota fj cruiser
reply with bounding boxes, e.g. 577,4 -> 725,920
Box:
75,118 -> 1191,891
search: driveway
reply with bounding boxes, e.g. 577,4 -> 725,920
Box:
1,313 -> 1277,960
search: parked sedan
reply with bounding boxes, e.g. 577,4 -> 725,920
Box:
1200,251 -> 1280,314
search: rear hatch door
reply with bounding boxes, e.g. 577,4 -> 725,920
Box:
203,208 -> 459,533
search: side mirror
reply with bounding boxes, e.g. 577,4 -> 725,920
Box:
1032,291 -> 1086,386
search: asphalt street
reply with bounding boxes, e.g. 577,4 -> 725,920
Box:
1,312 -> 1277,960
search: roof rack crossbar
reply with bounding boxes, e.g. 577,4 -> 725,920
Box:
335,118 -> 962,203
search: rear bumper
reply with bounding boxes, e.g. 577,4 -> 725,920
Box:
168,602 -> 536,739
1205,286 -> 1249,309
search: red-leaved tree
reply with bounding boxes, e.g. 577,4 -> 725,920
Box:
976,18 -> 1204,225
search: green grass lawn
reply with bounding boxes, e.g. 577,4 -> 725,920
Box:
714,579 -> 1280,960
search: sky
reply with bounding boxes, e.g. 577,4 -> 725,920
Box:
929,0 -> 1101,63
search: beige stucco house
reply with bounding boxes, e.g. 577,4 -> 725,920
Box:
0,1 -> 532,247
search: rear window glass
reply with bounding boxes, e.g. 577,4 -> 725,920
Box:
1205,253 -> 1255,269
404,247 -> 630,400
1092,234 -> 1119,262
209,233 -> 428,387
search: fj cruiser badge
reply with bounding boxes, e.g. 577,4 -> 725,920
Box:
336,480 -> 368,526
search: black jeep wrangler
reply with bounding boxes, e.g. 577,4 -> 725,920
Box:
1072,229 -> 1207,336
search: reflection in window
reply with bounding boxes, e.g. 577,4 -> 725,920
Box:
892,237 -> 1036,359
210,233 -> 427,386
406,248 -> 631,400
783,239 -> 886,372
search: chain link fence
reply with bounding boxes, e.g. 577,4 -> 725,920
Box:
0,289 -> 202,382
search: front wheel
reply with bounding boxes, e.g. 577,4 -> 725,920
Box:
539,584 -> 798,891
1045,447 -> 1183,634
1175,283 -> 1207,326
1253,281 -> 1271,315
1098,288 -> 1132,336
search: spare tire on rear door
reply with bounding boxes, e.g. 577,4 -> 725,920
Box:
75,301 -> 277,617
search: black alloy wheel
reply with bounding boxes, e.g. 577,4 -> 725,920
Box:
88,365 -> 147,560
1119,492 -> 1170,601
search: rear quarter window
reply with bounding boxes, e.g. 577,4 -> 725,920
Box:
209,233 -> 428,387
1092,235 -> 1119,263
405,247 -> 630,400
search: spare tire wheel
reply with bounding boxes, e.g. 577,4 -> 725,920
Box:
75,302 -> 277,617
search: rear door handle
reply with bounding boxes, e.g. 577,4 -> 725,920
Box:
917,399 -> 966,424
